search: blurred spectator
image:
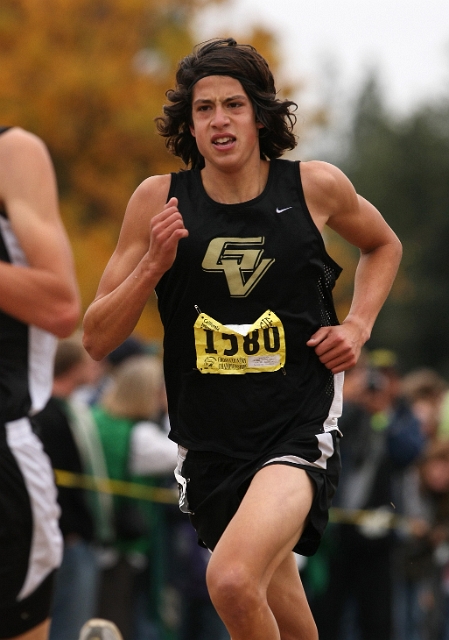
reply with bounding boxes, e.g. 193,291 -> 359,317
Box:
310,349 -> 425,640
401,368 -> 448,440
397,438 -> 449,640
419,439 -> 449,640
168,518 -> 229,640
71,354 -> 108,407
91,354 -> 177,640
75,335 -> 150,407
341,349 -> 370,403
35,335 -> 113,640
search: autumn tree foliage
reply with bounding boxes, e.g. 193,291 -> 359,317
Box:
0,0 -> 202,338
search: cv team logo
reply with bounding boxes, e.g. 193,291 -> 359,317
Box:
202,237 -> 275,297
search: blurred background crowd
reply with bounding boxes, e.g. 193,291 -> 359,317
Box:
33,333 -> 230,640
305,349 -> 449,640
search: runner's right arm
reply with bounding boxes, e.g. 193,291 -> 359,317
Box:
83,175 -> 188,360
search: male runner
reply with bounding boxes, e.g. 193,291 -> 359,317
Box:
0,126 -> 80,640
83,38 -> 402,640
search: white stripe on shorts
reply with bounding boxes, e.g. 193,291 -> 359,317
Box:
323,371 -> 344,433
6,417 -> 63,600
174,446 -> 192,514
262,432 -> 337,471
263,372 -> 344,471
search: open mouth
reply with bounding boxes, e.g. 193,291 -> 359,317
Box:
212,136 -> 235,146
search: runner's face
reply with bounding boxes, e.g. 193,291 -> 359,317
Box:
190,75 -> 263,170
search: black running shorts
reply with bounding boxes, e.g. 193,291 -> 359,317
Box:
175,429 -> 341,556
0,418 -> 62,637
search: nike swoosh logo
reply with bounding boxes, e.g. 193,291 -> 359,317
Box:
276,207 -> 293,213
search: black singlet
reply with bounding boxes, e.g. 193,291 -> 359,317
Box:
0,126 -> 56,421
155,158 -> 342,459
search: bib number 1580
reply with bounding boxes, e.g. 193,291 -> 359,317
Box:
194,310 -> 286,374
204,326 -> 281,356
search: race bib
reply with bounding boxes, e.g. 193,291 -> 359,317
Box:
194,310 -> 286,374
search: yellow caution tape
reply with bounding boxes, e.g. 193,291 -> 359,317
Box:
329,506 -> 411,534
54,470 -> 417,534
54,469 -> 178,504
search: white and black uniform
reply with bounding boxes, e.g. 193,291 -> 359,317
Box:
0,126 -> 62,638
156,159 -> 344,555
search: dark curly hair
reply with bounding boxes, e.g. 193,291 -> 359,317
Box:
155,38 -> 298,169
